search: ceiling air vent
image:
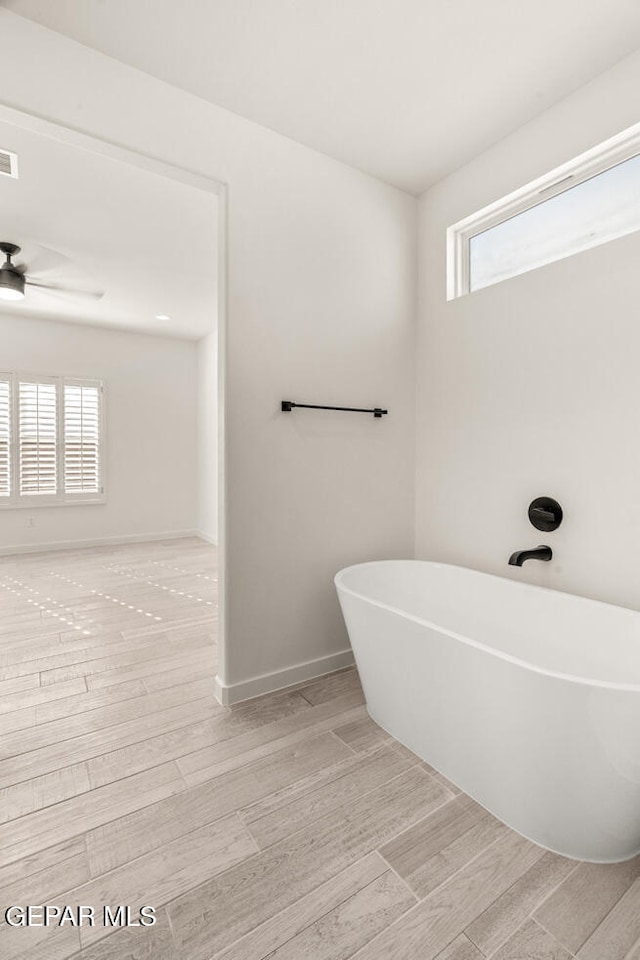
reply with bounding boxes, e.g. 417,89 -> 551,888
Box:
0,150 -> 18,179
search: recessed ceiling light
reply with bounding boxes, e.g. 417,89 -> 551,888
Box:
155,314 -> 171,321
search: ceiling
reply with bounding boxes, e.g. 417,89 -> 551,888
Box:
0,120 -> 217,338
4,0 -> 640,194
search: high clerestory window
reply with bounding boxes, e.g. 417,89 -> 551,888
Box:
0,373 -> 104,506
447,122 -> 640,299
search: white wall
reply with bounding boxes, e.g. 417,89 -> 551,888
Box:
196,332 -> 217,544
0,11 -> 417,699
0,312 -> 198,552
416,49 -> 640,610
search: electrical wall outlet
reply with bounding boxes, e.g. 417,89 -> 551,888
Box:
26,516 -> 35,527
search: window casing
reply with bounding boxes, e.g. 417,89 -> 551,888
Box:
0,379 -> 10,499
447,121 -> 640,299
0,373 -> 105,507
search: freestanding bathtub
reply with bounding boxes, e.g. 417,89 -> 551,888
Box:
335,560 -> 640,862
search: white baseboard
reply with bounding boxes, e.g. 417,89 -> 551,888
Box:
0,530 -> 200,557
196,530 -> 218,546
213,648 -> 355,706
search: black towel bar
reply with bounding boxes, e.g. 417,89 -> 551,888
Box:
281,401 -> 387,418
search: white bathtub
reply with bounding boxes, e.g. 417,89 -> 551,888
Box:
335,560 -> 640,862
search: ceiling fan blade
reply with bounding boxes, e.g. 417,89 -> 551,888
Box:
24,243 -> 72,276
25,279 -> 104,300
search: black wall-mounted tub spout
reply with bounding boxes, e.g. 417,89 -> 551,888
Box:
508,545 -> 553,566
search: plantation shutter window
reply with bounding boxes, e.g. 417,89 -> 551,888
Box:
64,383 -> 101,494
0,379 -> 10,498
19,380 -> 57,496
0,373 -> 104,506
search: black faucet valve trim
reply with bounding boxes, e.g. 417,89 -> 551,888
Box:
528,497 -> 563,532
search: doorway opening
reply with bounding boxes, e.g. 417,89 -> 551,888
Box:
0,103 -> 227,699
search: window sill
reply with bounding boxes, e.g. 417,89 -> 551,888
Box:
0,496 -> 107,510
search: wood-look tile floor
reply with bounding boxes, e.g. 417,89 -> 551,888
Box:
1,538 -> 639,960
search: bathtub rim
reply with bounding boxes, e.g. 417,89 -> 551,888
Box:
335,559 -> 640,693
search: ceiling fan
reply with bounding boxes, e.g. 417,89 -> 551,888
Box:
0,241 -> 104,302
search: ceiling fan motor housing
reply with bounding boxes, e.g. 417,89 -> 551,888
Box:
0,242 -> 26,300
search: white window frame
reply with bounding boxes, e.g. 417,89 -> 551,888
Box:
447,120 -> 640,300
0,371 -> 106,509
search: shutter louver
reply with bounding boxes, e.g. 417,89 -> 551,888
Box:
64,384 -> 100,494
0,380 -> 10,497
19,381 -> 57,496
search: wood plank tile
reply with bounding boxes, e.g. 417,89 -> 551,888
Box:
0,646 -> 114,682
432,936 -> 484,960
333,715 -> 391,753
533,854 -> 640,953
417,817 -> 510,900
577,875 -> 640,960
54,910 -> 176,960
2,841 -> 90,907
350,829 -> 545,960
0,697 -> 223,789
215,853 -> 389,960
263,869 -> 415,960
244,743 -> 418,849
177,695 -> 367,786
491,918 -> 574,960
167,767 -> 451,959
6,629 -> 125,657
0,836 -> 88,960
380,794 -> 486,878
86,733 -> 350,875
84,648 -> 216,690
0,837 -> 86,888
390,742 -> 463,794
142,661 -> 210,692
86,688 -> 310,788
86,715 -> 226,788
426,767 -> 463,796
0,631 -> 141,666
379,793 -> 505,899
0,761 -> 184,868
0,673 -> 40,699
223,689 -> 314,728
35,678 -> 147,724
0,677 -> 215,758
627,934 -> 640,959
0,762 -> 90,824
299,668 -> 362,705
465,851 -> 576,956
2,923 -> 81,960
0,677 -> 86,715
0,705 -> 35,733
38,640 -> 212,686
390,742 -> 423,763
78,814 -> 258,949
